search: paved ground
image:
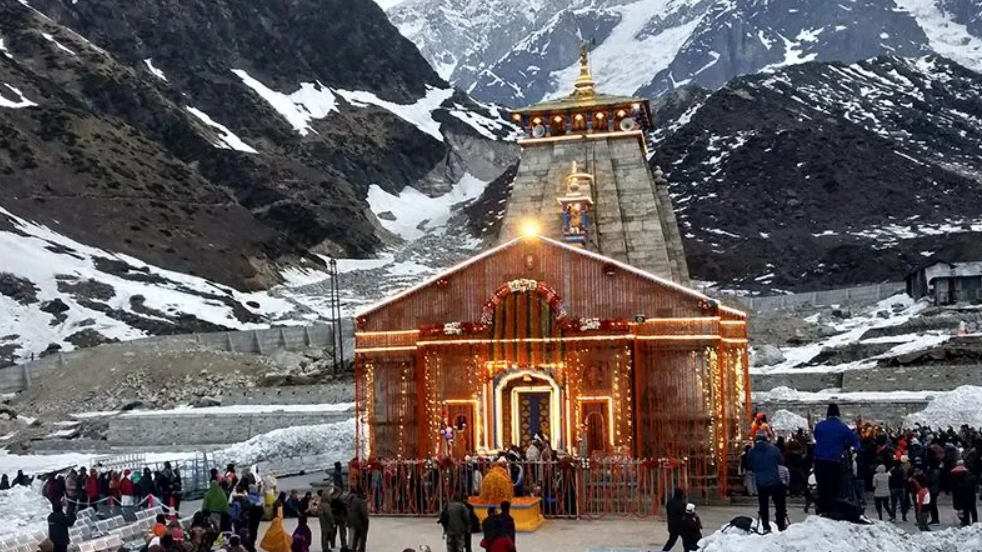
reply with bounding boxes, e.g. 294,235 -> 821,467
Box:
181,490 -> 965,552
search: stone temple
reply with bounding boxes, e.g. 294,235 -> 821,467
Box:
499,45 -> 689,284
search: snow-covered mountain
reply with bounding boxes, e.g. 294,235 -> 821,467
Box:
648,55 -> 982,291
388,0 -> 982,106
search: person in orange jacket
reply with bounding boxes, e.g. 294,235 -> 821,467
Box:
750,413 -> 764,440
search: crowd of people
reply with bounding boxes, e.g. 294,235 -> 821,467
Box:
11,410 -> 982,552
740,403 -> 982,534
16,461 -> 377,552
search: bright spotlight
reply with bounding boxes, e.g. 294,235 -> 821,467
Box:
522,221 -> 540,237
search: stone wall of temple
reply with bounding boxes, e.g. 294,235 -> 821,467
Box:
498,135 -> 689,283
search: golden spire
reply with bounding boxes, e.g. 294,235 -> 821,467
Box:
572,42 -> 596,97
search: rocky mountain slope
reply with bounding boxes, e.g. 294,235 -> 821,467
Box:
0,0 -> 515,363
0,0 -> 514,288
648,55 -> 982,291
388,0 -> 982,106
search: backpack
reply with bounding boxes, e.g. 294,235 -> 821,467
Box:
722,516 -> 754,533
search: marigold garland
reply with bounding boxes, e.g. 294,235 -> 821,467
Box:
478,466 -> 514,504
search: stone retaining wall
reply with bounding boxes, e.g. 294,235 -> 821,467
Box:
0,324 -> 337,393
107,409 -> 352,446
751,372 -> 843,392
842,364 -> 982,392
752,363 -> 982,394
755,400 -> 929,426
220,383 -> 354,406
741,283 -> 905,312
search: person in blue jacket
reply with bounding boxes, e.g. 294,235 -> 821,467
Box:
813,403 -> 861,517
746,432 -> 787,532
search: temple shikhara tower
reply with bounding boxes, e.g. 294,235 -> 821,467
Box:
500,46 -> 689,283
353,45 -> 750,506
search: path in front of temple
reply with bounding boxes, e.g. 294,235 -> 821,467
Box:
202,499 -> 961,552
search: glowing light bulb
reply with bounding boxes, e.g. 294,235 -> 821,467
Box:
522,220 -> 540,237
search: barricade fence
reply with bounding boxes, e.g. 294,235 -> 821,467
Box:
349,458 -> 691,519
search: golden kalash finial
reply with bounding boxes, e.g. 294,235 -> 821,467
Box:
572,42 -> 596,97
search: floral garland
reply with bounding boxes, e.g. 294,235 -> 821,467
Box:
560,317 -> 631,332
480,280 -> 567,326
419,321 -> 487,337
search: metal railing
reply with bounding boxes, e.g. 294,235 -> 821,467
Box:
348,458 -> 689,519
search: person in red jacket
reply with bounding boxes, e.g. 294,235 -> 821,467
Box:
120,470 -> 135,509
85,469 -> 99,508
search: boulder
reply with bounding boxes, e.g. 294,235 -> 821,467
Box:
119,399 -> 147,412
191,395 -> 222,408
753,344 -> 786,367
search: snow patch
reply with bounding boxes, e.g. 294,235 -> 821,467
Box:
367,173 -> 487,240
548,0 -> 705,98
336,86 -> 453,140
231,70 -> 338,136
186,106 -> 259,153
0,38 -> 12,59
701,514 -> 982,552
904,385 -> 982,429
0,83 -> 37,109
895,0 -> 982,73
212,419 -> 354,467
755,386 -> 938,403
0,206 -> 297,363
143,58 -> 167,82
41,32 -> 76,56
0,483 -> 51,542
120,402 -> 354,417
232,70 -> 457,141
448,103 -> 509,140
768,409 -> 809,432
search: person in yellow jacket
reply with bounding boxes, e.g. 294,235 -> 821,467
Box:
261,499 -> 292,552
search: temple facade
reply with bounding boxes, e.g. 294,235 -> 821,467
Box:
353,235 -> 750,492
499,46 -> 689,283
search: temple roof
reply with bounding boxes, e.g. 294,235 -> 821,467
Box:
512,44 -> 645,114
354,234 -> 745,321
513,91 -> 643,113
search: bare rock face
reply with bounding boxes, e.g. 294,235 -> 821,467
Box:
0,273 -> 39,305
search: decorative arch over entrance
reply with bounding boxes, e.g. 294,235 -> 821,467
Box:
480,279 -> 568,326
493,369 -> 563,449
